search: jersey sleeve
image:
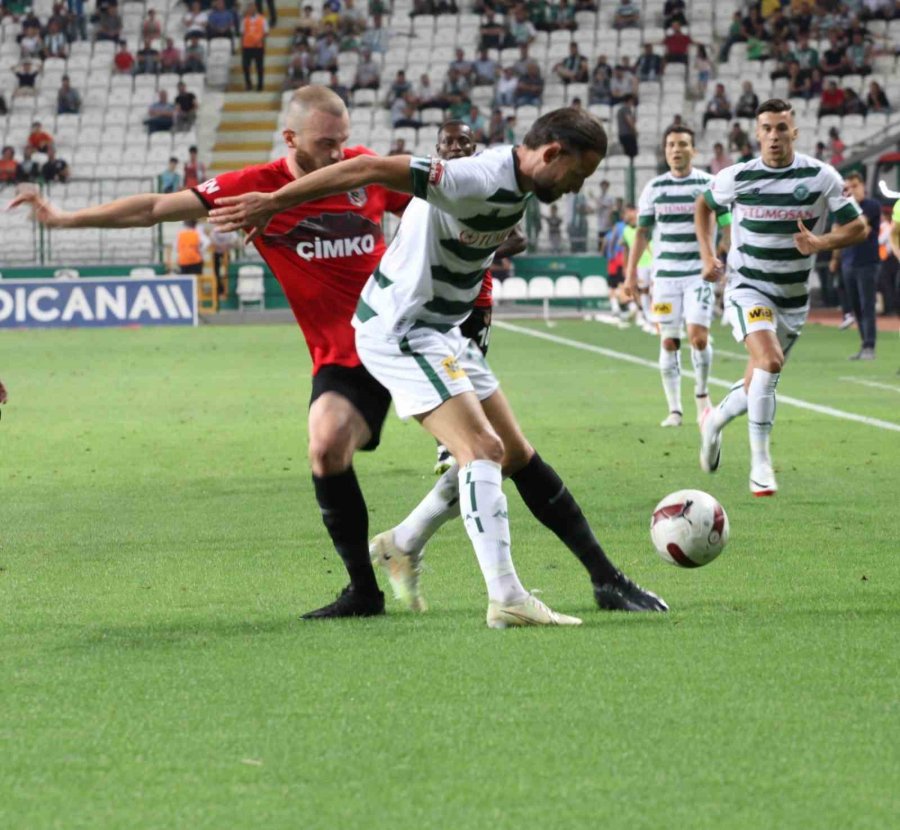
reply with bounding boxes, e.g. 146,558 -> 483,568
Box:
703,165 -> 737,213
408,155 -> 495,213
822,165 -> 862,225
191,167 -> 262,209
383,187 -> 413,214
637,181 -> 655,228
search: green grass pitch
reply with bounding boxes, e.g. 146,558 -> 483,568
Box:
2,318 -> 898,829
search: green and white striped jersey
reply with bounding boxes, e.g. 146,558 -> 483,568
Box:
637,168 -> 715,279
355,146 -> 528,336
703,153 -> 861,309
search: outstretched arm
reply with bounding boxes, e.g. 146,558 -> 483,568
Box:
209,154 -> 416,237
9,188 -> 207,228
793,215 -> 868,256
695,194 -> 725,282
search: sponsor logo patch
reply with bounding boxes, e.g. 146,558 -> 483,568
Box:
793,184 -> 810,200
429,158 -> 445,186
748,306 -> 774,322
441,356 -> 467,380
347,187 -> 368,207
652,302 -> 673,315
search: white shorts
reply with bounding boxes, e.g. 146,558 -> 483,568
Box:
724,285 -> 807,353
637,264 -> 652,290
355,314 -> 500,420
651,276 -> 715,338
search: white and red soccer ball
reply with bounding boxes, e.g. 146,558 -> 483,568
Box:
650,489 -> 729,568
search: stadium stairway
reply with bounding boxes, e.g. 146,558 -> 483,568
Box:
209,3 -> 297,175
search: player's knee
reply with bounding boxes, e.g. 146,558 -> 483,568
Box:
471,428 -> 505,465
757,352 -> 784,374
308,429 -> 355,476
662,337 -> 680,351
501,437 -> 534,476
690,334 -> 708,351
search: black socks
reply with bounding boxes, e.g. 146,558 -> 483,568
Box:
312,468 -> 379,595
511,452 -> 619,586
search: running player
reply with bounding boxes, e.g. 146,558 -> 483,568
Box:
209,107 -> 668,626
626,125 -> 726,427
431,120 -> 527,475
621,206 -> 655,334
695,98 -> 866,495
12,86 -> 410,618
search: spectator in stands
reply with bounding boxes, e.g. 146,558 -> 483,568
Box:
718,11 -> 746,63
509,5 -> 537,47
449,49 -> 474,85
546,204 -> 563,253
828,127 -> 846,165
439,65 -> 469,117
588,55 -> 612,104
478,8 -> 506,51
390,93 -> 424,128
512,44 -> 533,77
553,42 -> 588,84
296,4 -> 317,37
12,60 -> 39,98
183,36 -> 206,72
414,72 -> 440,109
709,142 -> 732,175
27,121 -> 54,153
703,83 -> 732,129
616,95 -> 638,159
551,0 -> 578,32
663,0 -> 687,28
794,33 -> 819,76
594,179 -> 615,245
208,0 -> 239,50
613,0 -> 640,30
486,108 -> 511,145
160,157 -> 182,193
360,12 -> 390,54
636,44 -> 661,82
144,89 -> 175,133
844,88 -> 867,116
174,82 -> 198,131
95,2 -> 123,43
135,39 -> 161,75
183,146 -> 206,190
386,70 -> 411,106
142,8 -> 162,41
19,21 -> 43,60
160,38 -> 183,74
175,220 -> 208,275
736,141 -> 754,163
327,71 -> 350,106
727,121 -> 749,153
41,146 -> 70,183
19,146 -> 41,182
867,80 -> 890,113
319,1 -> 340,33
463,104 -> 488,143
0,146 -> 20,186
814,141 -> 827,162
735,81 -> 759,119
662,21 -> 694,73
514,62 -> 544,107
821,33 -> 849,77
819,80 -> 846,117
609,66 -> 636,105
56,76 -> 81,115
495,66 -> 518,107
114,40 -> 135,74
341,0 -> 366,37
183,1 -> 209,40
525,195 -> 542,252
472,49 -> 498,86
767,40 -> 792,81
388,137 -> 406,155
694,44 -> 711,99
846,31 -> 873,75
566,189 -> 589,252
352,47 -> 381,92
314,32 -> 339,71
43,18 -> 68,59
241,1 -> 269,92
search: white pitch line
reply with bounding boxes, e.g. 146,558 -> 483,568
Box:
839,376 -> 900,395
496,321 -> 900,433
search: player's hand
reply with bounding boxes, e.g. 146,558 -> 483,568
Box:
793,220 -> 823,256
701,255 -> 725,283
208,192 -> 276,242
8,189 -> 67,228
623,271 -> 638,301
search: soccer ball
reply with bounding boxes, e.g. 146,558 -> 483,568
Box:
650,489 -> 729,568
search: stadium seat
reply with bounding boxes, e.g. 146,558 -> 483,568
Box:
554,275 -> 582,301
236,266 -> 266,311
500,277 -> 527,302
528,275 -> 555,323
581,276 -> 609,301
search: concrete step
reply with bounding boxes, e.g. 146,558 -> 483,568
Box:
216,128 -> 276,143
218,109 -> 280,124
223,92 -> 282,108
214,140 -> 272,153
211,150 -> 273,164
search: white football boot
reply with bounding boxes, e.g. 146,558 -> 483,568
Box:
369,530 -> 426,612
486,594 -> 582,629
749,459 -> 778,497
699,407 -> 722,473
660,411 -> 683,428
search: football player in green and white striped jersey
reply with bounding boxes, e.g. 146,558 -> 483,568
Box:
695,98 -> 867,497
625,125 -> 730,428
210,107 -> 668,625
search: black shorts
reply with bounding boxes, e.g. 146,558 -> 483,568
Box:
310,363 -> 392,452
607,271 -> 625,289
460,305 -> 492,356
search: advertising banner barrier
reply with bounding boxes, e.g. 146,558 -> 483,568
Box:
0,276 -> 198,330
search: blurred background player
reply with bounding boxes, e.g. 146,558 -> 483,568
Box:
626,125 -> 726,427
601,209 -> 638,327
695,99 -> 866,496
13,86 -> 411,619
431,120 -> 526,475
621,205 -> 655,333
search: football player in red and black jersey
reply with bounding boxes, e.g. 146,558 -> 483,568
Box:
431,120 -> 527,474
12,86 -> 409,619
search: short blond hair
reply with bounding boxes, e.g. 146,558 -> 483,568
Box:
286,85 -> 348,129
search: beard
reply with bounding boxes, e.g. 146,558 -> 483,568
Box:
294,148 -> 338,172
533,181 -> 562,203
